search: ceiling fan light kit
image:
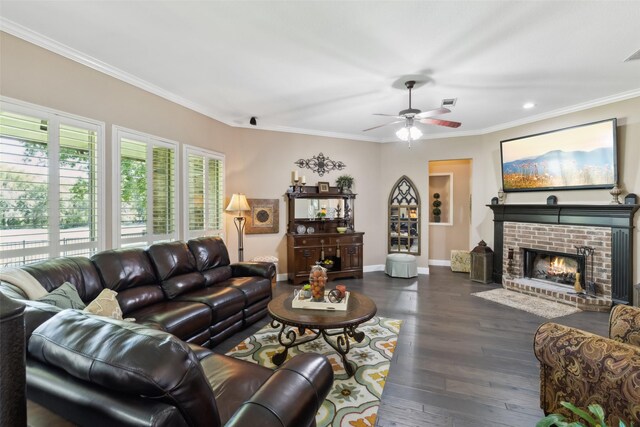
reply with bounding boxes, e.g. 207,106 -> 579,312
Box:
364,80 -> 462,145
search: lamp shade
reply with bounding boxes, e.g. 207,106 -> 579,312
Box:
396,126 -> 423,141
226,194 -> 250,215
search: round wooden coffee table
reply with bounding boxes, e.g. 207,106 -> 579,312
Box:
267,291 -> 377,377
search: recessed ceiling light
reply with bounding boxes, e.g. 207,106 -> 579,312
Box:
523,102 -> 536,109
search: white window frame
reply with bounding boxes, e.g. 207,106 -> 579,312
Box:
182,144 -> 225,240
0,96 -> 106,263
112,125 -> 179,248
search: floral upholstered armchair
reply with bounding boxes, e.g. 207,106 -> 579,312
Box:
534,305 -> 640,426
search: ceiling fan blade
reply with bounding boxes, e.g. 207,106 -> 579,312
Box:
414,107 -> 451,119
418,118 -> 462,128
362,120 -> 404,132
373,113 -> 404,118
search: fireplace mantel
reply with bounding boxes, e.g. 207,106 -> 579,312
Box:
488,203 -> 639,304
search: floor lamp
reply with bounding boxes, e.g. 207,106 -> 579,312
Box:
226,194 -> 250,262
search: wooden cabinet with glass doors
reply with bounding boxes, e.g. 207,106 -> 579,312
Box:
388,176 -> 421,255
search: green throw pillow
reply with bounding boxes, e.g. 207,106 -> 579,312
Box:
37,282 -> 86,310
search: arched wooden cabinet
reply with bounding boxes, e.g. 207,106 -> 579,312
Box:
388,175 -> 421,255
286,185 -> 364,285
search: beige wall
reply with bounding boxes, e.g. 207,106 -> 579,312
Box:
2,32 -> 639,300
0,32 -> 384,273
429,159 -> 472,261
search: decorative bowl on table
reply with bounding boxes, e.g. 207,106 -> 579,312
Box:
336,227 -> 347,233
296,224 -> 307,234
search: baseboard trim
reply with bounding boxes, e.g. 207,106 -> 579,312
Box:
429,259 -> 451,267
418,267 -> 430,275
364,264 -> 385,272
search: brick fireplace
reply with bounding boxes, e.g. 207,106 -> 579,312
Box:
488,204 -> 639,310
502,222 -> 611,311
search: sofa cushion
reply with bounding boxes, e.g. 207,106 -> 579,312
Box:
91,248 -> 165,313
116,285 -> 165,315
23,257 -> 103,302
36,282 -> 86,310
202,266 -> 233,287
84,289 -> 124,320
187,237 -> 231,272
91,248 -> 158,292
175,287 -> 245,323
218,276 -> 272,306
126,301 -> 212,341
147,241 -> 206,299
28,310 -> 221,427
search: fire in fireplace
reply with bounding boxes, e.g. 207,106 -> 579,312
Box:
523,249 -> 585,287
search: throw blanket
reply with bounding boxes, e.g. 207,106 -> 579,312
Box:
0,268 -> 48,299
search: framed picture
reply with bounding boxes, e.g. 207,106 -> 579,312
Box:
500,118 -> 617,192
245,199 -> 279,234
318,182 -> 330,193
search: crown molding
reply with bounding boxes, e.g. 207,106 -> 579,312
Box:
2,18 -> 639,144
478,88 -> 640,136
0,18 -> 236,128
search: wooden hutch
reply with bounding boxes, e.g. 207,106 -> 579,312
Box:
286,185 -> 364,285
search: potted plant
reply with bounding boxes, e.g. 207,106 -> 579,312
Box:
335,175 -> 354,193
432,193 -> 442,223
537,402 -> 628,427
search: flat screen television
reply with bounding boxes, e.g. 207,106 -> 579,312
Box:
500,118 -> 617,192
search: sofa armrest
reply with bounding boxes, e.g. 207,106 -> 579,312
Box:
534,322 -> 640,426
230,262 -> 275,280
225,353 -> 333,427
609,304 -> 640,347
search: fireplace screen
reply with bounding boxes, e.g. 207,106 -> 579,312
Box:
524,249 -> 584,286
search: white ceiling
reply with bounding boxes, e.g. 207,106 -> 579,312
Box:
2,1 -> 640,142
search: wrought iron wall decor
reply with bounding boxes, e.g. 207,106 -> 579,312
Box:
294,152 -> 346,177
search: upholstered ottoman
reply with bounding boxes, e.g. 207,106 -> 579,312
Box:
385,254 -> 418,278
450,250 -> 471,273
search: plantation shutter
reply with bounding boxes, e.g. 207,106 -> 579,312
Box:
58,123 -> 100,257
188,154 -> 205,231
0,111 -> 50,266
207,157 -> 224,232
152,146 -> 175,236
120,138 -> 147,243
184,146 -> 224,239
0,103 -> 104,268
115,128 -> 178,248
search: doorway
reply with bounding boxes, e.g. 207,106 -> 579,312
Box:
428,159 -> 472,266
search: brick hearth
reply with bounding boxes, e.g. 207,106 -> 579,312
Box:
502,222 -> 612,312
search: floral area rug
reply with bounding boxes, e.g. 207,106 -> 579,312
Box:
226,316 -> 402,427
472,288 -> 581,319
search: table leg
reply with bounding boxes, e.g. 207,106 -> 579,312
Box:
322,326 -> 364,377
270,319 -> 321,366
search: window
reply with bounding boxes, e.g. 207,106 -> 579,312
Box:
113,126 -> 178,248
0,99 -> 104,267
183,145 -> 225,239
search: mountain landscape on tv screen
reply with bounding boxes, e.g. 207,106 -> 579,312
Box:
502,147 -> 614,189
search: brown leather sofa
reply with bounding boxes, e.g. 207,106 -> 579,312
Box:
2,236 -> 274,347
1,236 -> 334,426
534,304 -> 640,426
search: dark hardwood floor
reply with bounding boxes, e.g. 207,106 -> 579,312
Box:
219,267 -> 611,427
28,267 -> 611,426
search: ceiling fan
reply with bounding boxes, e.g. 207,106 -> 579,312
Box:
363,80 -> 461,144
